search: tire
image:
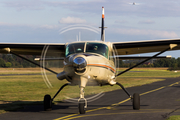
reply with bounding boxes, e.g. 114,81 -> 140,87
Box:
44,94 -> 52,111
133,93 -> 140,110
78,99 -> 86,114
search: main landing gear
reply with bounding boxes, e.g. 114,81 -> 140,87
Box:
44,94 -> 52,111
43,83 -> 87,114
44,82 -> 140,113
44,83 -> 70,111
133,93 -> 140,110
116,82 -> 140,110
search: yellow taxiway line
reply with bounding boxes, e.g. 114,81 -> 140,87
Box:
62,110 -> 172,120
54,81 -> 180,120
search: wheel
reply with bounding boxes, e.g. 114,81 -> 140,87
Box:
44,94 -> 52,111
133,93 -> 140,110
78,99 -> 86,114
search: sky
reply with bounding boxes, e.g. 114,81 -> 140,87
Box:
0,0 -> 180,57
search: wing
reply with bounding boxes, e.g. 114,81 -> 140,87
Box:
0,43 -> 65,57
113,39 -> 180,55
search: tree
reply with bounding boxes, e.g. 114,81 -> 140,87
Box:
177,58 -> 180,67
0,58 -> 5,67
5,62 -> 12,68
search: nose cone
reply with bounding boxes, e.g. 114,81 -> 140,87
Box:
73,57 -> 86,68
73,57 -> 87,73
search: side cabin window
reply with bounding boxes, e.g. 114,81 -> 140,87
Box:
65,43 -> 85,56
109,51 -> 115,62
86,42 -> 108,58
109,45 -> 118,69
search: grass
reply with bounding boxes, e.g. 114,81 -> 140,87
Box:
0,67 -> 179,113
119,71 -> 180,78
167,115 -> 180,120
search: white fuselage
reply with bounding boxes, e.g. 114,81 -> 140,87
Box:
57,41 -> 117,87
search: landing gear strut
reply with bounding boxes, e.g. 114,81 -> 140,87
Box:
78,87 -> 87,114
43,83 -> 70,111
116,82 -> 140,110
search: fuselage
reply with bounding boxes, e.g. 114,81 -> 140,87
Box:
57,41 -> 117,87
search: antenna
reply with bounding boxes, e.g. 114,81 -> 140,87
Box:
76,32 -> 81,41
76,35 -> 78,41
100,7 -> 107,42
79,32 -> 81,41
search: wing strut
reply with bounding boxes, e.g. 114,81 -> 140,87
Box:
3,48 -> 58,75
115,44 -> 177,77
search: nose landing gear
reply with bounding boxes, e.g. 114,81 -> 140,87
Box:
78,99 -> 86,114
78,86 -> 87,114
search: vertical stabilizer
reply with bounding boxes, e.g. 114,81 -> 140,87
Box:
101,7 -> 105,41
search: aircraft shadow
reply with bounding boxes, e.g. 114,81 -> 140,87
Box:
172,85 -> 180,88
0,100 -> 149,114
0,101 -> 44,112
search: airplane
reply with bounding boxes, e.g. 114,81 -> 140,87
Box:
0,7 -> 180,114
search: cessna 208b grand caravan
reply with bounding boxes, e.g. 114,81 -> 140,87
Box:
1,7 -> 180,114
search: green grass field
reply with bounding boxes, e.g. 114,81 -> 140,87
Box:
167,115 -> 180,120
0,68 -> 179,114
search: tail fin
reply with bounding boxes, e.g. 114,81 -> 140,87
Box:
101,7 -> 105,41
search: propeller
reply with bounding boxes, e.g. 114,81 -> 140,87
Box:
40,24 -> 106,102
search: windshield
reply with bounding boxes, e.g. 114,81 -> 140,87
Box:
86,42 -> 109,58
65,43 -> 85,56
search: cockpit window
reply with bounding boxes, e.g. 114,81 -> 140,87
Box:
86,42 -> 109,58
65,43 -> 84,56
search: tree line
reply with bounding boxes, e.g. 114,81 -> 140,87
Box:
0,54 -> 180,69
0,54 -> 37,68
118,58 -> 180,70
0,54 -> 63,68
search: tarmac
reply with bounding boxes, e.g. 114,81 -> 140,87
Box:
0,77 -> 180,120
